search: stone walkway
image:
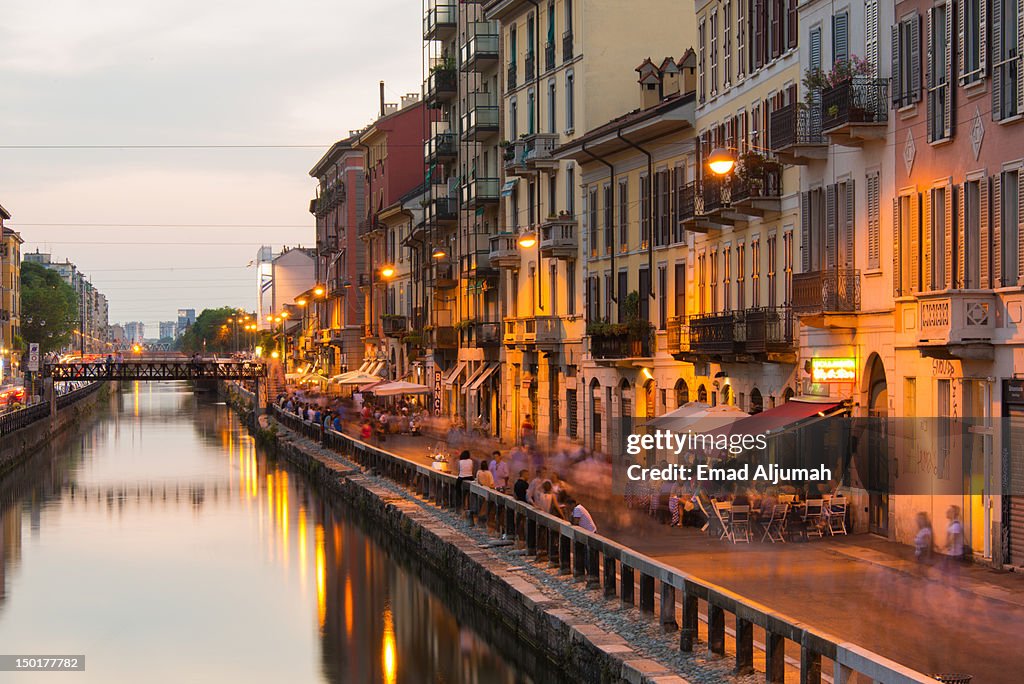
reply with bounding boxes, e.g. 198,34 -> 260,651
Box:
353,429 -> 1023,683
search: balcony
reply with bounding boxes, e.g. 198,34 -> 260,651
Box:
357,273 -> 372,288
539,215 -> 577,259
544,42 -> 555,71
503,318 -> 520,345
688,312 -> 738,355
590,324 -> 654,361
793,269 -> 862,328
425,68 -> 457,104
474,321 -> 501,347
489,233 -> 520,268
461,93 -> 499,139
503,140 -> 529,175
381,315 -> 408,338
742,307 -> 796,357
507,62 -> 517,90
429,262 -> 458,290
725,163 -> 783,217
423,2 -> 456,41
425,131 -> 457,164
770,102 -> 827,164
901,292 -> 997,360
428,186 -> 458,223
666,315 -> 690,357
504,133 -> 558,175
460,24 -> 499,71
430,325 -> 458,349
534,315 -> 562,349
524,52 -> 536,80
358,218 -> 383,238
461,177 -> 500,208
563,31 -> 574,62
820,77 -> 889,146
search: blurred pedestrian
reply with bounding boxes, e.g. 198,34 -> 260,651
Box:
914,511 -> 933,563
943,505 -> 965,576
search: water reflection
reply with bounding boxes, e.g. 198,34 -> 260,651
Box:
0,382 -> 536,683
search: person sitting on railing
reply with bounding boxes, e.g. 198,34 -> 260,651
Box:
567,498 -> 597,533
534,480 -> 565,520
513,470 -> 529,502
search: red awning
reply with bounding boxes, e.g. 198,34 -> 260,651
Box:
721,398 -> 844,438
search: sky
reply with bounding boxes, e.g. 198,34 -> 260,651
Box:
0,0 -> 423,332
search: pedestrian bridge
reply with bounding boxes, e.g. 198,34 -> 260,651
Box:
43,360 -> 266,381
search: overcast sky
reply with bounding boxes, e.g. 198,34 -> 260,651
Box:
0,0 -> 422,331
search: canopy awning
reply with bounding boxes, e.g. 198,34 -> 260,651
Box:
644,402 -> 746,430
330,371 -> 383,385
367,360 -> 386,376
357,360 -> 372,373
466,362 -> 499,392
461,362 -> 489,394
719,397 -> 845,438
371,381 -> 433,396
442,361 -> 468,386
500,178 -> 519,197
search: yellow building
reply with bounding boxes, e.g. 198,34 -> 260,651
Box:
1,206 -> 23,383
484,0 -> 697,444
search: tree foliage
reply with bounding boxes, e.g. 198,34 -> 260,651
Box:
20,261 -> 79,354
176,307 -> 243,354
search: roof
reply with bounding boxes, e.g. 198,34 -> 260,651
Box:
309,136 -> 361,178
0,203 -> 9,220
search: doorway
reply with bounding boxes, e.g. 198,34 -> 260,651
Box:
865,354 -> 889,537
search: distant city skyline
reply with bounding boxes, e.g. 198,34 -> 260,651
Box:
0,0 -> 422,326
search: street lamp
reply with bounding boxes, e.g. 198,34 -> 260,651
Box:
706,147 -> 736,176
431,246 -> 447,259
517,230 -> 538,249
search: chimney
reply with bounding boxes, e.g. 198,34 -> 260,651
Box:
379,80 -> 386,117
678,49 -> 697,96
660,58 -> 681,97
635,58 -> 662,110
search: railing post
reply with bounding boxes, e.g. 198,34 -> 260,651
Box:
526,517 -> 537,555
707,604 -> 726,656
660,583 -> 678,631
800,644 -> 822,684
505,506 -> 516,541
765,631 -> 785,683
639,573 -> 655,614
586,543 -> 601,589
603,555 -> 616,597
548,525 -> 561,566
620,564 -> 635,605
680,590 -> 698,651
573,539 -> 587,579
559,533 -> 572,574
735,615 -> 754,675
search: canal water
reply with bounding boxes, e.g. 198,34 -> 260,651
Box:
0,382 -> 544,683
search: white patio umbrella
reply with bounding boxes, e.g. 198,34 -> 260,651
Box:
330,371 -> 383,386
369,381 -> 432,396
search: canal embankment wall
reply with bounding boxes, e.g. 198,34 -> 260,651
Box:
0,383 -> 111,477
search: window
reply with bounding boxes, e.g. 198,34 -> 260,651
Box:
698,253 -> 707,314
711,249 -> 720,313
565,70 -> 575,130
638,268 -> 650,321
509,97 -> 518,139
892,14 -> 923,107
904,377 -> 917,417
723,245 -> 732,311
528,180 -> 536,226
618,180 -> 629,250
698,19 -> 707,102
865,0 -> 879,70
586,275 -> 599,322
767,234 -> 777,306
510,24 -> 517,70
526,14 -> 536,74
674,262 -> 686,318
604,272 -> 613,319
724,2 -> 732,87
832,11 -> 848,64
527,88 -> 536,134
895,193 -> 919,295
548,173 -> 557,214
617,270 -> 628,322
547,80 -> 557,134
927,3 -> 954,142
640,174 -> 651,247
963,179 -> 982,288
567,261 -> 576,315
930,186 -> 949,289
1001,170 -> 1020,285
672,164 -> 686,243
751,239 -> 761,307
655,170 -> 670,246
603,184 -> 614,255
566,164 -> 575,215
736,242 -> 746,310
960,0 -> 984,84
993,0 -> 1021,120
737,0 -> 746,79
867,171 -> 881,269
710,11 -> 719,96
783,230 -> 793,304
588,187 -> 598,257
511,185 -> 520,229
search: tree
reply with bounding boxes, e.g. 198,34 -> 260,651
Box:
176,307 -> 240,354
20,261 -> 79,354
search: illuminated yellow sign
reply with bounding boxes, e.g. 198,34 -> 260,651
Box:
811,357 -> 856,383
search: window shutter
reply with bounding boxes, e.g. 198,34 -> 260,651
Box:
893,197 -> 902,295
980,176 -> 991,288
866,0 -> 879,73
910,192 -> 921,292
958,0 -> 966,81
754,0 -> 764,69
825,184 -> 837,269
812,27 -> 823,72
958,183 -> 966,288
891,25 -> 902,106
980,0 -> 988,76
927,8 -> 935,141
993,0 -> 1003,120
945,2 -> 956,139
993,174 -> 1002,286
833,13 -> 849,64
788,0 -> 798,49
801,191 -> 811,271
922,190 -> 933,290
945,183 -> 954,288
1017,0 -> 1024,115
912,15 -> 923,102
737,0 -> 746,78
1018,171 -> 1024,283
868,173 -> 881,269
845,179 -> 855,269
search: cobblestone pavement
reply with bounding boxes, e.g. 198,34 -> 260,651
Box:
347,430 -> 1024,683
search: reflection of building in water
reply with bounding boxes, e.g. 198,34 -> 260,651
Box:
0,505 -> 22,603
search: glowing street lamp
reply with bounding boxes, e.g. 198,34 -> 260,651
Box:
379,264 -> 396,279
517,231 -> 537,249
431,246 -> 447,259
313,286 -> 325,297
706,148 -> 736,176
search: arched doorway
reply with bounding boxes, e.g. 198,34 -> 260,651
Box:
720,383 -> 731,406
782,387 -> 795,403
590,378 -> 602,452
643,380 -> 656,422
750,387 -> 764,414
864,353 -> 889,536
697,384 -> 708,403
674,378 -> 689,407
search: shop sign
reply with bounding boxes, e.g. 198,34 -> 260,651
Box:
810,357 -> 856,383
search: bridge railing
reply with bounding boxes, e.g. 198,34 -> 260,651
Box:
44,361 -> 266,381
1,382 -> 102,437
268,405 -> 935,684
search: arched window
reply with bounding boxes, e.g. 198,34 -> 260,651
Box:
721,383 -> 731,405
782,386 -> 795,403
750,387 -> 764,414
644,380 -> 656,421
674,378 -> 689,407
697,384 -> 708,403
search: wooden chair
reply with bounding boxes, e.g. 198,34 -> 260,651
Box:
803,498 -> 825,538
826,496 -> 848,535
712,501 -> 732,542
729,505 -> 751,543
761,503 -> 789,543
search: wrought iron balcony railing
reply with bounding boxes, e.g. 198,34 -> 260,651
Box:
742,306 -> 795,354
792,269 -> 862,315
770,102 -> 825,150
688,312 -> 738,355
821,77 -> 890,131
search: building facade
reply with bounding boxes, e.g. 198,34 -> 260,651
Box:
0,207 -> 22,381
